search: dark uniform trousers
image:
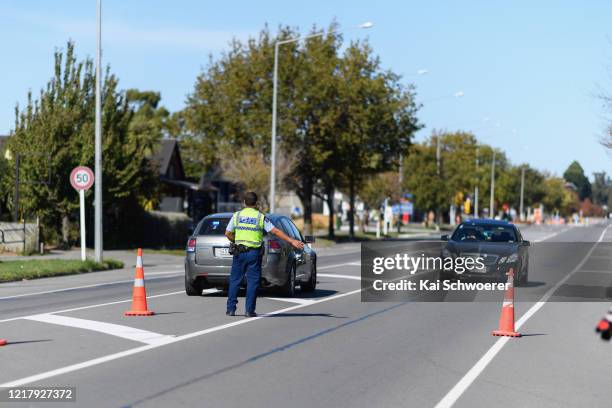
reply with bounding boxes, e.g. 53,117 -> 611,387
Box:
226,248 -> 262,314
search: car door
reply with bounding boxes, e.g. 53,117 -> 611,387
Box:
286,219 -> 310,281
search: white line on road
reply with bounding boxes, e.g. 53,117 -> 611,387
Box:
23,314 -> 175,345
434,224 -> 608,408
318,273 -> 361,281
0,288 -> 363,387
318,262 -> 361,270
0,291 -> 185,324
0,271 -> 182,301
264,297 -> 316,305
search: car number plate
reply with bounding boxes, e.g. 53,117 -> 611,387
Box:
215,247 -> 231,257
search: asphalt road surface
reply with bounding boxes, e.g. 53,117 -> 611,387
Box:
1,222 -> 611,408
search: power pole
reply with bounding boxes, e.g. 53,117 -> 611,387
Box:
474,147 -> 479,218
436,136 -> 442,225
94,0 -> 103,262
520,166 -> 525,221
489,149 -> 496,218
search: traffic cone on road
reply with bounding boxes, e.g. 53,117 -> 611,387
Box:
124,248 -> 154,317
0,339 -> 6,346
492,268 -> 521,338
595,307 -> 612,341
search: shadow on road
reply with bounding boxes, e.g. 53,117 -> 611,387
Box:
262,313 -> 347,318
3,339 -> 52,345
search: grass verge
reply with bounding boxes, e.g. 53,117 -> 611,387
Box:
0,259 -> 124,283
142,248 -> 186,257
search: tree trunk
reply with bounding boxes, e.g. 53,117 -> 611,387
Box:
325,181 -> 335,240
299,179 -> 314,236
61,215 -> 70,248
349,175 -> 355,240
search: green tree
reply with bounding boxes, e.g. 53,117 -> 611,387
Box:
563,161 -> 592,201
181,24 -> 419,237
335,41 -> 419,238
592,172 -> 612,207
6,42 -> 158,245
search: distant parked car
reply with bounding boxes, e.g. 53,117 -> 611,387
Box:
440,219 -> 530,285
184,213 -> 317,296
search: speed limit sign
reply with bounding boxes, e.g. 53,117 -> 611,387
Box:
70,166 -> 94,191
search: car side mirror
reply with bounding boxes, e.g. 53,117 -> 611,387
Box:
304,236 -> 315,243
522,240 -> 530,246
441,234 -> 449,241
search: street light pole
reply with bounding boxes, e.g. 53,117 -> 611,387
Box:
269,42 -> 279,213
474,146 -> 479,218
520,166 -> 525,221
94,0 -> 103,262
489,149 -> 496,218
269,22 -> 373,213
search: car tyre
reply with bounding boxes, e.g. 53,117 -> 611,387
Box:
301,261 -> 317,293
282,263 -> 297,297
185,274 -> 204,296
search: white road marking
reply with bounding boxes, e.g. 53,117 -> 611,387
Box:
0,271 -> 182,300
318,273 -> 361,281
23,314 -> 175,345
318,262 -> 361,270
264,297 -> 316,305
434,224 -> 608,408
0,291 -> 185,324
0,270 -> 355,324
0,288 -> 363,387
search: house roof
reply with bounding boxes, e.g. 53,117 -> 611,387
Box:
153,139 -> 179,176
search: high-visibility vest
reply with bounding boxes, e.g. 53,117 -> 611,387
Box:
233,207 -> 264,248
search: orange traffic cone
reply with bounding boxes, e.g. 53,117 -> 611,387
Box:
0,339 -> 6,346
492,268 -> 521,337
124,248 -> 154,316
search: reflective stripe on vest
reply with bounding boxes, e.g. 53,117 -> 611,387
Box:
234,208 -> 264,248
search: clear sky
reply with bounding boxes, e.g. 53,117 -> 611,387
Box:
1,0 -> 611,178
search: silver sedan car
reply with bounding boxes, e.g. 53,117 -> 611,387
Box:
184,213 -> 317,296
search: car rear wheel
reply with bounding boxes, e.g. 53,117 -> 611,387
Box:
282,263 -> 296,297
185,274 -> 204,296
301,262 -> 317,292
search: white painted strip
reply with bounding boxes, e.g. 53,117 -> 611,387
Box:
318,273 -> 361,281
0,271 -> 182,300
0,291 -> 186,324
136,257 -> 143,268
264,297 -> 316,305
0,288 -> 363,387
23,314 -> 175,345
318,262 -> 361,270
434,225 -> 608,408
133,279 -> 144,287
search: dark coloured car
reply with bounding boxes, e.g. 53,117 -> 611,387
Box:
440,219 -> 530,285
184,213 -> 317,296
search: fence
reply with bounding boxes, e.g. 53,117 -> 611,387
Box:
0,220 -> 39,254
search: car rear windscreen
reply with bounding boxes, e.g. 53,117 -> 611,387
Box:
198,218 -> 230,235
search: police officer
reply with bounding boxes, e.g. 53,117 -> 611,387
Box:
224,192 -> 304,317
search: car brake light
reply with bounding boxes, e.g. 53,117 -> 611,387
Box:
268,240 -> 281,253
187,238 -> 196,252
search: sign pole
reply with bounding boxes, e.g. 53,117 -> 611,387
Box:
79,189 -> 86,261
70,166 -> 94,263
